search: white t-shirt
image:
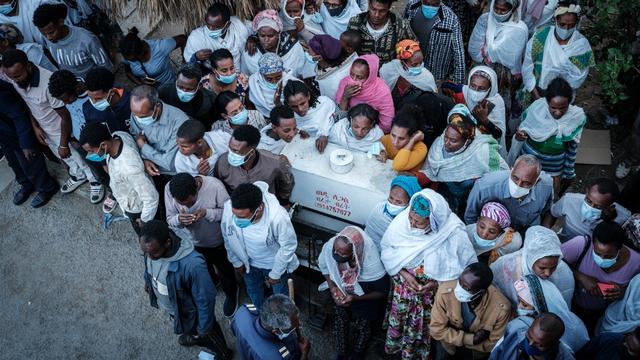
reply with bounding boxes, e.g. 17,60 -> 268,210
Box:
243,211 -> 275,270
366,21 -> 389,41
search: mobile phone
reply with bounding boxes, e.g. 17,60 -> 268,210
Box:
597,282 -> 615,295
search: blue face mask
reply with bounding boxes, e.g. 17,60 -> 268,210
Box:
227,149 -> 252,167
216,72 -> 237,84
555,26 -> 575,41
517,308 -> 536,317
421,5 -> 439,19
305,51 -> 317,64
90,90 -> 112,111
473,232 -> 496,249
176,86 -> 197,103
310,12 -> 323,24
229,108 -> 249,125
134,113 -> 156,126
385,202 -> 407,217
522,337 -> 545,356
86,145 -> 107,162
407,65 -> 422,76
206,23 -> 227,38
0,0 -> 15,14
347,125 -> 355,138
593,250 -> 618,269
233,207 -> 259,228
265,80 -> 279,90
581,201 -> 602,222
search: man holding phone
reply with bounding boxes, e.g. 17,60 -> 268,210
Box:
561,221 -> 640,333
165,173 -> 239,318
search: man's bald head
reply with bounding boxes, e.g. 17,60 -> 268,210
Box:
527,312 -> 565,354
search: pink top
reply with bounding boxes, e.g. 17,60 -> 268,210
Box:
335,54 -> 395,133
561,236 -> 640,310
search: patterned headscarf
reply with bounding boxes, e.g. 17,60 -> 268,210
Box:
447,104 -> 477,141
0,23 -> 23,44
516,274 -> 549,312
395,39 -> 421,60
410,195 -> 431,218
514,278 -> 534,305
252,9 -> 284,33
480,202 -> 511,229
335,226 -> 366,294
554,4 -> 581,17
258,53 -> 284,75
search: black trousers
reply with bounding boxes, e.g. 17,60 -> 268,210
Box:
194,244 -> 238,299
3,146 -> 58,193
152,174 -> 172,221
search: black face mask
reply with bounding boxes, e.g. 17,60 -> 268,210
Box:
333,253 -> 351,263
328,3 -> 347,17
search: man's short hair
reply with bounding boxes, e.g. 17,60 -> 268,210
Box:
176,120 -> 205,143
131,85 -> 160,107
270,105 -> 295,127
535,312 -> 565,339
232,125 -> 261,148
177,63 -> 203,81
206,3 -> 231,22
140,220 -> 170,246
85,67 -> 115,92
79,122 -> 111,147
586,177 -> 620,201
169,173 -> 198,202
514,154 -> 542,174
231,183 -> 262,212
465,262 -> 493,290
48,69 -> 78,98
259,294 -> 299,330
593,221 -> 627,249
0,48 -> 28,68
33,3 -> 67,28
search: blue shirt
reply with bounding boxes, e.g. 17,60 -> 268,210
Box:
123,39 -> 177,85
464,170 -> 553,232
231,305 -> 300,360
67,95 -> 89,140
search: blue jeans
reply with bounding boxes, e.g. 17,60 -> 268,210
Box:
244,266 -> 289,309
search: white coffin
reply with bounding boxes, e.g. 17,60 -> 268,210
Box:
281,137 -> 396,227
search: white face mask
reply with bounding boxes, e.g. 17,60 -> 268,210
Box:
408,221 -> 431,236
385,202 -> 407,217
454,281 -> 481,303
464,85 -> 489,103
555,26 -> 576,40
508,177 -> 532,198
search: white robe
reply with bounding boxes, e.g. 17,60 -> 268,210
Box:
319,0 -> 363,39
328,118 -> 383,152
183,17 -> 249,70
379,59 -> 437,93
241,42 -> 307,77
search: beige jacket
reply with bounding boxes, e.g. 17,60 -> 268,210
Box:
430,281 -> 511,355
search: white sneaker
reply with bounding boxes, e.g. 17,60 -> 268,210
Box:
89,182 -> 105,204
616,162 -> 631,179
60,176 -> 87,194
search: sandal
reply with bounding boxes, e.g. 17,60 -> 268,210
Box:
102,194 -> 117,213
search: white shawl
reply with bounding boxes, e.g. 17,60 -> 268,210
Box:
248,71 -> 296,118
463,66 -> 507,157
364,202 -> 392,251
598,273 -> 640,335
469,11 -> 528,74
294,95 -> 336,137
183,17 -> 249,70
257,124 -> 295,154
518,98 -> 586,143
490,225 -> 575,307
380,189 -> 477,280
279,0 -> 325,36
319,0 -> 363,39
328,118 -> 383,152
318,226 -> 387,296
316,53 -> 358,102
241,42 -> 307,77
379,59 -> 437,93
423,133 -> 508,182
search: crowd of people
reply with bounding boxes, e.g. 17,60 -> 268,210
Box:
1,0 -> 639,359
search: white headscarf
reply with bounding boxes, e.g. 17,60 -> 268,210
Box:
319,0 -> 363,39
379,59 -> 437,93
380,189 -> 477,279
490,225 -> 575,307
316,52 -> 358,101
248,71 -> 295,118
328,117 -> 383,152
318,226 -> 387,296
518,98 -> 586,144
515,275 -> 590,352
598,274 -> 640,335
279,0 -> 326,35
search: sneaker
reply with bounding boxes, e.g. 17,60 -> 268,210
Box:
89,182 -> 105,204
616,162 -> 631,179
223,287 -> 240,318
31,185 -> 59,208
102,193 -> 117,213
60,175 -> 86,194
13,186 -> 34,205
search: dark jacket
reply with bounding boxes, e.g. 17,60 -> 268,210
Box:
82,88 -> 132,133
158,83 -> 217,129
144,232 -> 218,335
0,80 -> 38,150
347,12 -> 417,65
